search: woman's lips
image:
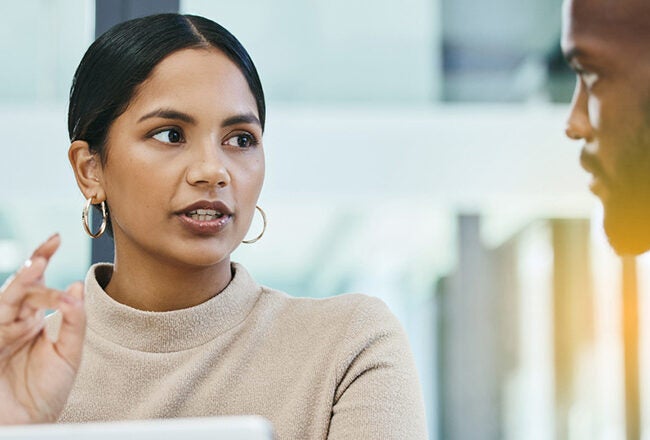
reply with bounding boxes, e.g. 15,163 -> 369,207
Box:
177,212 -> 232,235
174,200 -> 234,235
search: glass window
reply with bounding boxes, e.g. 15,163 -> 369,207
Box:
181,0 -> 442,103
0,0 -> 94,289
0,0 -> 94,103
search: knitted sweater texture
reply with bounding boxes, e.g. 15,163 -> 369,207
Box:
55,263 -> 427,439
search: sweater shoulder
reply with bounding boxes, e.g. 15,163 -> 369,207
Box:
252,287 -> 402,346
258,287 -> 392,324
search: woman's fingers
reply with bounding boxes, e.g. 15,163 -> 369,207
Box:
28,234 -> 61,285
0,233 -> 60,294
53,282 -> 86,369
16,286 -> 68,320
0,234 -> 62,324
0,234 -> 85,370
29,234 -> 61,265
0,257 -> 49,324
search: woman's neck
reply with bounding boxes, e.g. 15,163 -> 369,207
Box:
104,250 -> 233,312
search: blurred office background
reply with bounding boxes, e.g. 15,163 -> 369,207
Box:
0,0 -> 645,439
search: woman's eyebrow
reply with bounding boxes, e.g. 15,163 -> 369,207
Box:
138,108 -> 196,124
221,113 -> 261,128
137,109 -> 260,128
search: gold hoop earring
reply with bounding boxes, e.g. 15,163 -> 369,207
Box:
243,205 -> 267,244
82,198 -> 107,239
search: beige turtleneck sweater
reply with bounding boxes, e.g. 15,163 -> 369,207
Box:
54,263 -> 427,439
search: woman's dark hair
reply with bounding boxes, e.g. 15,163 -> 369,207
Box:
69,13 -> 265,154
68,13 -> 265,236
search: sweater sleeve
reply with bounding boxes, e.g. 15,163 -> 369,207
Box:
327,296 -> 428,440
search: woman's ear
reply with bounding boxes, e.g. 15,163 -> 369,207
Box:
68,140 -> 106,203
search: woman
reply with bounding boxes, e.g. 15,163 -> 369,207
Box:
0,14 -> 427,439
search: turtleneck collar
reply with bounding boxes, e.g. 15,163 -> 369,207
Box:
83,262 -> 262,353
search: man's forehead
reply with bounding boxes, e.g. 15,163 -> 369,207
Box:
562,0 -> 650,55
564,0 -> 650,33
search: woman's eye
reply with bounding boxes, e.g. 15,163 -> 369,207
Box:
152,128 -> 183,144
224,133 -> 257,148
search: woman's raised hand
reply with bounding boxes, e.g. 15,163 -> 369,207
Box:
0,234 -> 86,425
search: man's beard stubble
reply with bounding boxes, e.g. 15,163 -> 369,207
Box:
603,105 -> 650,255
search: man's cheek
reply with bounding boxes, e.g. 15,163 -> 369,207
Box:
587,95 -> 602,129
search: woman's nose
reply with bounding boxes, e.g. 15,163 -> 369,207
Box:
185,142 -> 231,188
564,78 -> 594,141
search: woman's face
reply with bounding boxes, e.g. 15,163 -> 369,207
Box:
98,48 -> 265,268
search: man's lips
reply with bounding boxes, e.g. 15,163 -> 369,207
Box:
580,148 -> 613,199
580,149 -> 611,185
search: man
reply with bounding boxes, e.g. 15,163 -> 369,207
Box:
562,0 -> 650,255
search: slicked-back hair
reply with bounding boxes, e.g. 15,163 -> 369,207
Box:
68,13 -> 265,235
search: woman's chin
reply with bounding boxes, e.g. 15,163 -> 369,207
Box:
178,250 -> 232,269
152,241 -> 234,270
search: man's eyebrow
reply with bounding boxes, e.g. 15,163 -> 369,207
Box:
138,108 -> 196,124
221,113 -> 261,128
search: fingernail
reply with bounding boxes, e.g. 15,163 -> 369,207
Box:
46,233 -> 60,241
61,293 -> 77,305
23,259 -> 33,268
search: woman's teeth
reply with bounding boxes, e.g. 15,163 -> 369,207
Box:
187,209 -> 223,221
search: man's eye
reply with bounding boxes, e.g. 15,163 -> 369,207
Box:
153,128 -> 183,144
580,71 -> 599,90
224,133 -> 257,148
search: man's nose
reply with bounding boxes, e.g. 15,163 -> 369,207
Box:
565,78 -> 594,141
